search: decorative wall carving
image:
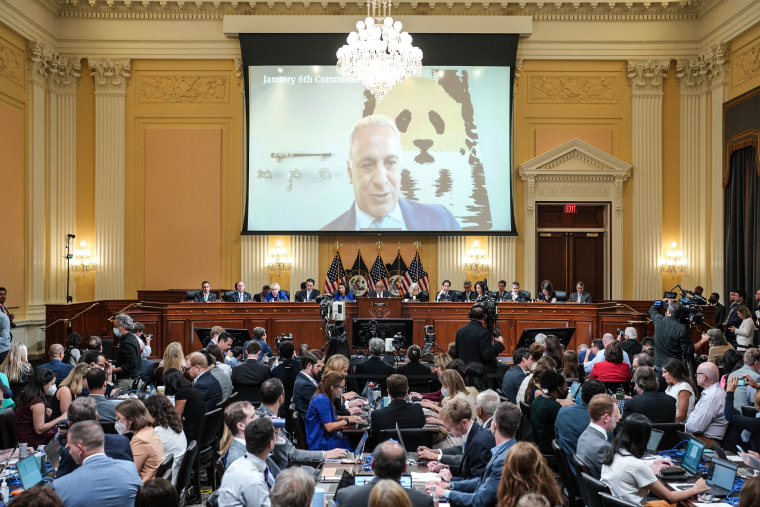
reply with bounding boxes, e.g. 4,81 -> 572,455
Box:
137,74 -> 229,103
89,58 -> 131,92
0,39 -> 24,86
627,60 -> 668,94
528,75 -> 617,103
733,39 -> 760,88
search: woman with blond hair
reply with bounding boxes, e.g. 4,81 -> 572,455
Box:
422,369 -> 476,448
50,363 -> 89,418
116,398 -> 165,483
0,342 -> 33,402
497,442 -> 563,507
155,341 -> 185,384
323,354 -> 361,400
368,479 -> 412,507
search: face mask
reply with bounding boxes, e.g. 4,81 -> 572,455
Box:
115,420 -> 129,435
113,327 -> 121,337
441,387 -> 450,397
45,384 -> 57,396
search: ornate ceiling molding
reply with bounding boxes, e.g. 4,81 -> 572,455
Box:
41,0 -> 714,21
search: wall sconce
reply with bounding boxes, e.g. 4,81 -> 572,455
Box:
462,240 -> 490,276
70,240 -> 95,275
266,239 -> 293,275
658,241 -> 686,278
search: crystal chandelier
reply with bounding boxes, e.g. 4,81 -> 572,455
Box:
463,240 -> 491,276
336,0 -> 423,101
658,241 -> 687,279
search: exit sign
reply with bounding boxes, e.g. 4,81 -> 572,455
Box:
564,204 -> 577,213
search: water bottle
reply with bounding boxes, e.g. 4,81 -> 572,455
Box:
1,478 -> 9,504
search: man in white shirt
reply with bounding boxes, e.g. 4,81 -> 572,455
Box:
685,362 -> 728,442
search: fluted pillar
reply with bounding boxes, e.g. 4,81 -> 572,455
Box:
628,60 -> 668,298
90,59 -> 130,300
47,55 -> 81,304
437,236 -> 467,286
291,235 -> 319,287
25,42 -> 49,320
241,236 -> 269,293
708,45 -> 729,294
488,236 -> 516,284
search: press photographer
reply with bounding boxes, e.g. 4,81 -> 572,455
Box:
650,296 -> 696,378
454,303 -> 504,374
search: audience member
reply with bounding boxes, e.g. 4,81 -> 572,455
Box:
52,421 -> 142,507
50,363 -> 88,418
724,375 -> 760,453
514,493 -> 550,507
269,467 -> 315,507
62,332 -> 83,365
685,361 -> 728,444
322,354 -> 363,415
158,368 -> 203,441
454,304 -> 505,374
561,349 -> 582,383
292,351 -> 322,415
576,394 -> 620,478
619,326 -> 642,357
584,333 -> 630,375
155,341 -> 185,384
185,351 -> 223,411
115,398 -> 165,483
15,368 -> 67,448
0,342 -> 32,402
207,343 -> 231,377
36,344 -> 74,383
135,478 -> 180,507
529,369 -> 571,453
272,340 -> 300,415
475,389 -> 501,430
501,348 -> 532,404
231,340 -> 274,399
554,379 -> 606,469
355,338 -> 395,379
7,486 -> 63,507
727,348 -> 760,410
397,345 -> 433,380
433,398 -> 494,481
305,371 -> 359,450
543,334 -> 563,367
111,313 -> 143,391
662,358 -> 697,423
601,413 -> 707,504
739,475 -> 760,507
371,374 -> 426,443
203,349 -> 233,400
84,367 -> 120,422
220,401 -> 259,466
369,480 -> 412,507
623,366 -> 676,423
695,328 -> 734,370
423,370 -> 477,438
144,394 -> 187,481
495,442 -> 562,507
650,300 -> 694,375
588,341 -> 630,382
517,357 -> 556,407
732,305 -> 755,352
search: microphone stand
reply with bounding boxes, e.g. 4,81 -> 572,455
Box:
65,234 -> 74,303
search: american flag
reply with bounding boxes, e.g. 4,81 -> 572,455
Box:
400,251 -> 429,293
369,252 -> 391,290
324,251 -> 347,296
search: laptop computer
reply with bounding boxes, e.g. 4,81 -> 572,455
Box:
354,475 -> 412,489
645,428 -> 664,456
659,437 -> 705,479
342,431 -> 369,464
44,437 -> 62,472
16,453 -> 44,490
704,458 -> 738,497
569,381 -> 582,401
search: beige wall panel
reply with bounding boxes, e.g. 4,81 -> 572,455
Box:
535,127 -> 613,157
661,60 -> 682,292
75,64 -> 96,302
729,21 -> 760,100
144,128 -> 222,290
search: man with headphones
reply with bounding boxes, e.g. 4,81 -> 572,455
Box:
650,298 -> 696,377
454,304 -> 505,374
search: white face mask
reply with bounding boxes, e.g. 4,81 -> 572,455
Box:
115,420 -> 129,435
45,384 -> 57,397
441,387 -> 450,397
113,327 -> 122,337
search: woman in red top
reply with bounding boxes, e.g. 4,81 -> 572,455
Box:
589,341 -> 630,382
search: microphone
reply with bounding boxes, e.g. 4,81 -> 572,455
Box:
436,291 -> 442,302
67,233 -> 76,238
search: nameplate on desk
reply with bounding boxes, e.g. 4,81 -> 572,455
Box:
372,302 -> 387,307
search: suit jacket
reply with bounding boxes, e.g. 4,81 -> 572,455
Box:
256,404 -> 325,467
52,454 -> 142,507
231,358 -> 273,389
225,290 -> 252,302
554,402 -> 590,470
370,399 -> 426,443
295,289 -> 320,302
194,370 -> 223,412
404,291 -> 429,302
334,477 -> 434,507
501,366 -> 528,404
252,293 -> 265,302
57,433 -> 134,478
458,290 -> 477,302
193,291 -> 217,302
292,371 -> 318,415
322,198 -> 462,231
455,422 -> 495,480
568,291 -> 593,303
354,356 -> 395,382
622,390 -> 676,423
455,320 -> 505,374
434,290 -> 456,302
90,393 -> 119,422
367,290 -> 394,298
447,439 -> 516,507
264,291 -> 289,302
576,425 -> 610,479
396,361 -> 433,381
36,359 -> 74,383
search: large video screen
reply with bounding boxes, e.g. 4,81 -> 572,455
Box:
239,33 -> 518,234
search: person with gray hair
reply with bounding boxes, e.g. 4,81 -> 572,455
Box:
111,313 -> 142,391
269,467 -> 315,507
476,389 -> 500,430
622,366 -> 676,423
685,362 -> 728,443
52,421 -> 142,507
620,326 -> 642,357
695,328 -> 735,370
726,348 -> 760,409
322,114 -> 461,231
355,337 -> 394,380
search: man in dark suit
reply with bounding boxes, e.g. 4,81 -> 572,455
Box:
294,278 -> 320,302
193,280 -> 217,302
576,393 -> 620,478
505,281 -> 529,302
231,341 -> 273,398
708,293 -> 726,331
355,338 -> 394,384
458,281 -> 476,302
321,114 -> 461,232
455,304 -> 505,374
292,351 -> 322,415
434,280 -> 455,302
252,284 -> 269,302
428,402 -> 521,507
554,379 -> 607,474
501,347 -> 532,404
622,365 -> 676,423
368,280 -> 393,298
334,440 -> 433,507
225,280 -> 252,302
84,368 -> 120,423
568,280 -> 593,303
272,340 -> 300,416
56,397 -> 133,477
110,313 -> 142,391
186,351 -> 223,411
431,398 -> 495,480
370,374 -> 426,443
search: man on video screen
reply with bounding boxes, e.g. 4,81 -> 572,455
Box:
322,114 -> 461,231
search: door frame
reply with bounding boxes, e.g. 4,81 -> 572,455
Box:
518,138 -> 631,300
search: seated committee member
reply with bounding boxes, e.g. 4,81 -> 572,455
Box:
322,114 -> 461,231
568,281 -> 593,303
52,421 -> 142,507
506,281 -> 528,302
368,280 -> 393,298
333,281 -> 355,301
305,372 -> 361,451
404,282 -> 428,302
458,281 -> 476,302
252,284 -> 269,302
294,278 -> 320,302
435,280 -> 455,302
265,283 -> 289,302
193,280 -> 217,302
536,280 -> 557,303
226,281 -> 252,302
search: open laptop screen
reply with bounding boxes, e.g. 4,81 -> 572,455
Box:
16,453 -> 44,490
681,438 -> 705,475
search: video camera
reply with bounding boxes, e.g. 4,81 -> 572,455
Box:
274,333 -> 293,348
658,285 -> 705,326
476,293 -> 501,336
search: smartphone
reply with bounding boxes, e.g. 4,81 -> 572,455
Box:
653,300 -> 662,307
737,445 -> 746,454
738,378 -> 747,387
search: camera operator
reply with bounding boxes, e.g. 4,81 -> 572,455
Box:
650,299 -> 696,377
454,304 -> 504,374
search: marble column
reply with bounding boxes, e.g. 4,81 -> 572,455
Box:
628,60 -> 669,299
90,58 -> 130,300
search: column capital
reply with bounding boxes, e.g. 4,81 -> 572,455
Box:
27,41 -> 56,83
627,59 -> 669,94
52,56 -> 82,95
676,44 -> 729,94
89,58 -> 131,93
705,43 -> 729,87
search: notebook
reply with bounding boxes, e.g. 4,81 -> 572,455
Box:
16,453 -> 44,490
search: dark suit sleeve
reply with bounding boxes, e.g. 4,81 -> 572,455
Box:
478,330 -> 505,362
460,428 -> 494,479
